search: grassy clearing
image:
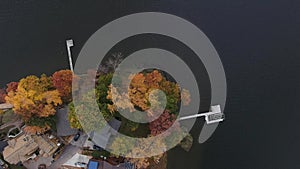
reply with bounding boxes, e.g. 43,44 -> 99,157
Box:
1,109 -> 17,124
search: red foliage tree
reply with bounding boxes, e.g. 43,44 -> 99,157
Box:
149,110 -> 177,136
0,88 -> 6,103
6,82 -> 18,93
52,70 -> 73,102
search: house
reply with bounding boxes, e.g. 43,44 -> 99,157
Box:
62,153 -> 92,169
3,134 -> 39,164
56,107 -> 78,137
2,134 -> 58,164
32,135 -> 58,157
87,119 -> 121,149
87,159 -> 134,169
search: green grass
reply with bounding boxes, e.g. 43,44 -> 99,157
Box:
118,118 -> 150,138
1,109 -> 17,124
9,165 -> 26,169
0,126 -> 11,140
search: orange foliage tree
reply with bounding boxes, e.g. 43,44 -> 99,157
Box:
149,110 -> 176,136
107,70 -> 183,117
6,82 -> 18,93
52,69 -> 73,102
0,88 -> 6,103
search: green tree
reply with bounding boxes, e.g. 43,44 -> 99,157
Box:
68,102 -> 82,129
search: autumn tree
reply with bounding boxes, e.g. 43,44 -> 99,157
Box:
52,69 -> 73,102
6,82 -> 18,93
106,70 -> 181,116
24,126 -> 50,134
0,88 -> 6,103
149,110 -> 176,136
6,75 -> 62,120
24,115 -> 56,134
128,70 -> 181,116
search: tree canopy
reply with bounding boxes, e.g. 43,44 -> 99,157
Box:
52,69 -> 73,102
6,75 -> 62,120
0,88 -> 6,103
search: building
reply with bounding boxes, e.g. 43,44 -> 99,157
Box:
2,134 -> 58,165
62,153 -> 92,169
0,103 -> 13,110
87,119 -> 121,149
56,107 -> 78,137
87,159 -> 134,169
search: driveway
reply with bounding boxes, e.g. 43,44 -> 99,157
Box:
70,131 -> 88,148
23,156 -> 53,169
47,145 -> 81,169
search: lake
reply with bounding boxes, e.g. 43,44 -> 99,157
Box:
0,0 -> 299,169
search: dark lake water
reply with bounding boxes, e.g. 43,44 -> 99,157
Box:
0,0 -> 300,169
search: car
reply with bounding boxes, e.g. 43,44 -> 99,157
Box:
75,162 -> 87,168
52,144 -> 65,160
93,144 -> 103,151
38,164 -> 46,169
73,132 -> 80,141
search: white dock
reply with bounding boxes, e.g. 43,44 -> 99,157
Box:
179,105 -> 225,124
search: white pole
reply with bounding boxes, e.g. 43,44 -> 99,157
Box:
66,39 -> 74,72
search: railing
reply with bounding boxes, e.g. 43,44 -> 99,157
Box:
179,105 -> 225,124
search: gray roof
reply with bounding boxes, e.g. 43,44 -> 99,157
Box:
108,119 -> 121,136
0,141 -> 8,152
90,119 -> 121,149
56,106 -> 78,136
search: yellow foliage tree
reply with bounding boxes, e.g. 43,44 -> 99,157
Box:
6,75 -> 62,120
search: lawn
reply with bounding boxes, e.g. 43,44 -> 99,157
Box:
1,109 -> 18,124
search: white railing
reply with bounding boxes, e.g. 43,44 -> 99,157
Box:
179,105 -> 225,124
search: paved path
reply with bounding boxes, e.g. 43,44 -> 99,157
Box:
23,156 -> 53,169
47,145 -> 81,169
70,131 -> 88,147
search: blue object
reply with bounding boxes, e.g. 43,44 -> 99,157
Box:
88,161 -> 99,169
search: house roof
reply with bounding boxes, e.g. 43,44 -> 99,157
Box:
0,141 -> 8,152
3,134 -> 39,164
88,160 -> 129,169
56,106 -> 78,136
88,161 -> 99,169
63,153 -> 92,168
3,134 -> 59,164
89,119 -> 121,149
32,135 -> 58,156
